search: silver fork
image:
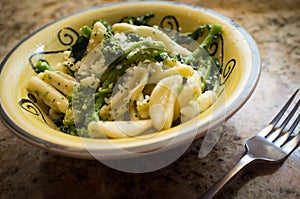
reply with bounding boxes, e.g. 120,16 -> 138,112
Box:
200,89 -> 300,199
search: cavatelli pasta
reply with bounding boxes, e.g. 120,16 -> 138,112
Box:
88,119 -> 152,139
38,70 -> 76,96
27,76 -> 69,113
26,14 -> 223,138
86,22 -> 107,53
112,23 -> 192,56
149,75 -> 183,130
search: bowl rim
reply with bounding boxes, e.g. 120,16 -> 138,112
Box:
0,1 -> 261,159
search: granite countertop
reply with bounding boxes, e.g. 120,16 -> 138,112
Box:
0,0 -> 299,198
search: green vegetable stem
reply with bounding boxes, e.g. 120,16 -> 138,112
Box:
35,59 -> 52,72
101,40 -> 166,89
185,24 -> 222,64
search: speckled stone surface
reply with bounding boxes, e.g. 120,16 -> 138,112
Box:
0,0 -> 299,198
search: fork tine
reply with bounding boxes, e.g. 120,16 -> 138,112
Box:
266,93 -> 300,142
261,89 -> 299,140
275,113 -> 300,146
270,89 -> 299,127
258,89 -> 299,138
266,128 -> 282,142
257,125 -> 274,137
281,131 -> 300,154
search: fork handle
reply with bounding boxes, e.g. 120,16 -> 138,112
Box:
200,154 -> 254,199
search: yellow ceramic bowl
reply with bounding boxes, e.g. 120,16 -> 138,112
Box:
0,2 -> 260,159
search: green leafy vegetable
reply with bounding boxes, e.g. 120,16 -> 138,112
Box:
120,13 -> 155,26
60,85 -> 100,136
101,40 -> 166,89
173,24 -> 211,44
70,35 -> 89,62
80,25 -> 92,38
186,24 -> 222,64
35,59 -> 52,72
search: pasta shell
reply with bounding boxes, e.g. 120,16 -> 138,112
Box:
86,22 -> 107,53
38,70 -> 76,95
180,90 -> 217,122
148,62 -> 194,83
178,71 -> 202,107
112,23 -> 192,56
149,75 -> 182,130
111,67 -> 148,120
197,90 -> 217,112
27,76 -> 68,113
88,120 -> 152,139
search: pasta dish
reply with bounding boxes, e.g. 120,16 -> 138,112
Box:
26,14 -> 223,139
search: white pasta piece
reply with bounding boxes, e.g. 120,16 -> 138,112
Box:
38,70 -> 76,95
52,63 -> 69,74
86,22 -> 107,54
111,67 -> 148,120
55,71 -> 76,81
149,75 -> 182,130
180,90 -> 217,122
27,76 -> 69,113
197,90 -> 217,112
180,100 -> 201,122
148,62 -> 194,83
88,120 -> 152,138
178,71 -> 202,107
112,23 -> 192,56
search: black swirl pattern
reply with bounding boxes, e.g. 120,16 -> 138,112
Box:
28,27 -> 79,73
58,27 -> 80,46
18,94 -> 48,124
207,42 -> 219,57
221,59 -> 236,85
160,15 -> 180,32
28,50 -> 67,73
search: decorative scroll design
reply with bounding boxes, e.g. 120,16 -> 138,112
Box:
28,27 -> 79,73
207,41 -> 219,57
18,94 -> 48,124
28,50 -> 67,73
160,15 -> 180,32
219,35 -> 225,66
220,59 -> 236,85
210,35 -> 236,85
58,27 -> 79,46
